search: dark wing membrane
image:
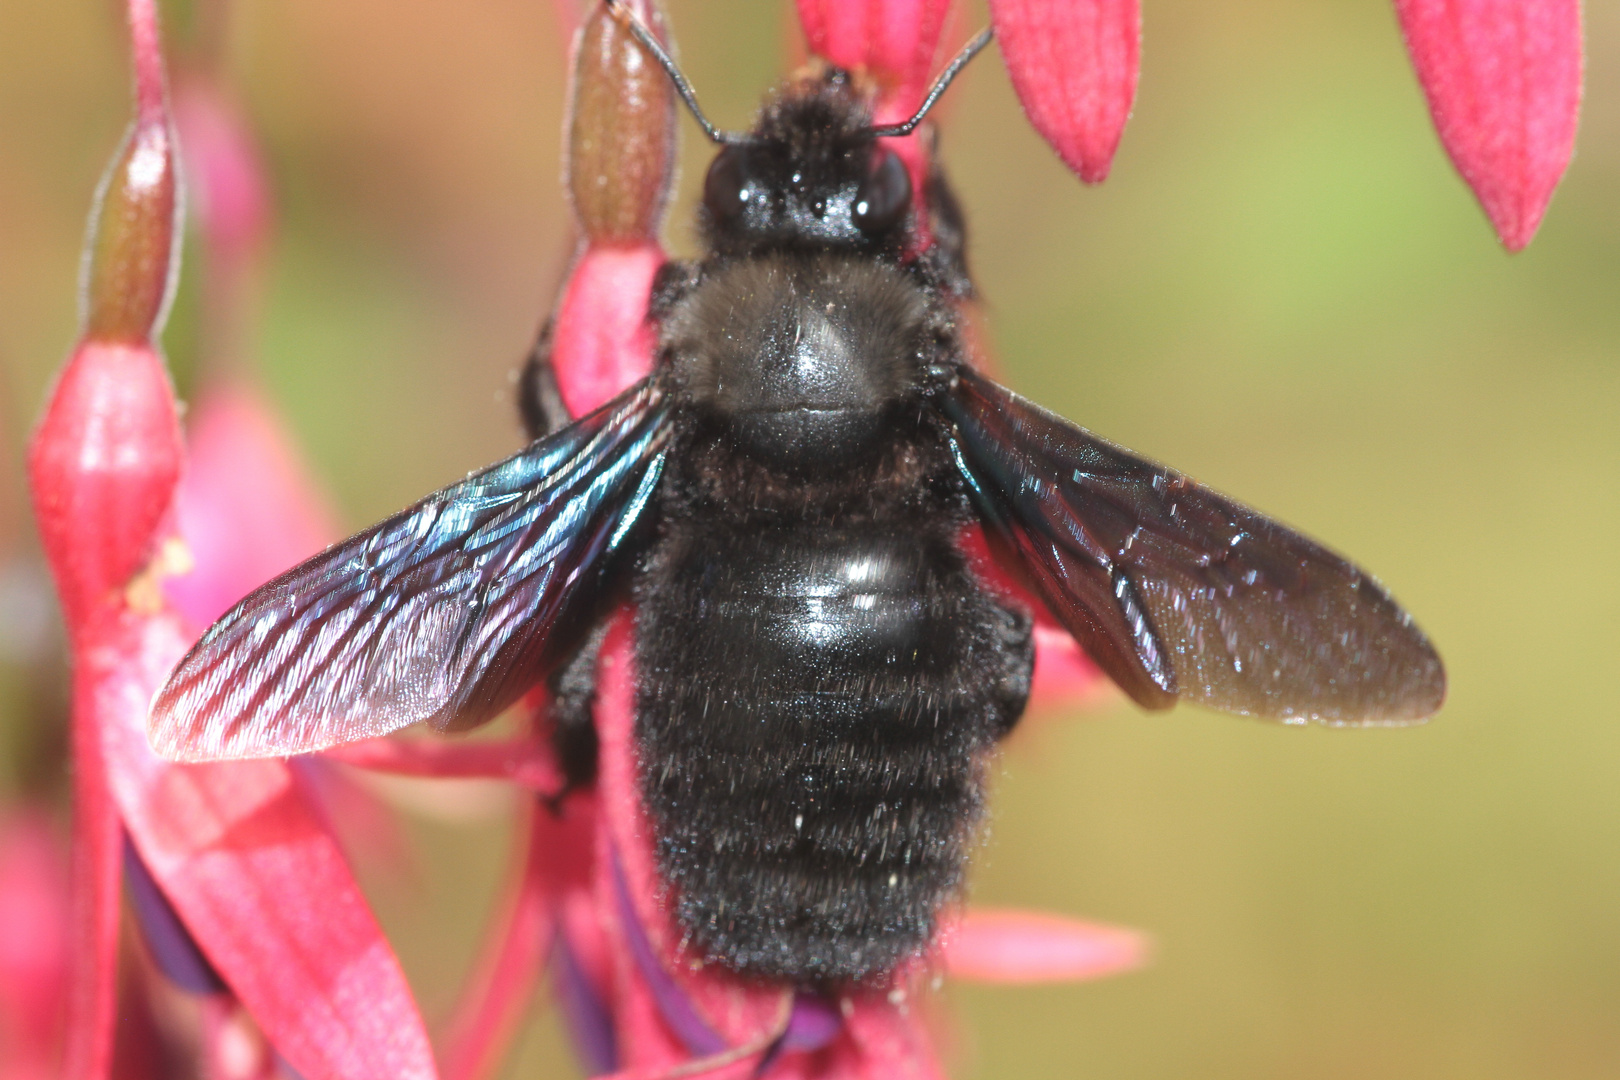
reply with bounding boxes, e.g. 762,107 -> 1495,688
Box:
150,380 -> 671,761
940,367 -> 1444,724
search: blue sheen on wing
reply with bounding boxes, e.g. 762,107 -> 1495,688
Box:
148,380 -> 670,761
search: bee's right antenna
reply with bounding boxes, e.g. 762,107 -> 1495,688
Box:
603,0 -> 746,145
867,27 -> 995,138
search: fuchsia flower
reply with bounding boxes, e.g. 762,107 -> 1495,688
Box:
25,0 -> 1581,1078
28,4 -> 435,1079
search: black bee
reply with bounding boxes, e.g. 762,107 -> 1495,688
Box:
149,21 -> 1444,987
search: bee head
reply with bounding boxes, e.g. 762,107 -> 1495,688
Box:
600,2 -> 992,257
699,70 -> 913,256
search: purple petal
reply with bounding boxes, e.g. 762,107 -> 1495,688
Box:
553,930 -> 619,1076
754,991 -> 843,1074
609,846 -> 727,1057
122,836 -> 226,995
782,992 -> 842,1053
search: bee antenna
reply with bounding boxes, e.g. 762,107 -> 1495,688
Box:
603,0 -> 747,145
866,27 -> 995,139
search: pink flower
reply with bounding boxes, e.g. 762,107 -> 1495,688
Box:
795,0 -> 1135,187
29,5 -> 435,1079
48,0 -> 1578,1077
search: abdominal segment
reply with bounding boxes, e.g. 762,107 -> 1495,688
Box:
634,512 -> 1032,983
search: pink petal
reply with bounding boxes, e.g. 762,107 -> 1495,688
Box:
165,384 -> 340,628
0,813 -> 69,1079
292,758 -> 415,883
989,0 -> 1140,183
1394,0 -> 1582,250
550,244 -> 665,417
833,993 -> 949,1080
98,613 -> 438,1080
795,0 -> 953,109
940,907 -> 1147,984
1029,622 -> 1107,711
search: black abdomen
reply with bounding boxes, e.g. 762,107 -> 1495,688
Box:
635,485 -> 1032,983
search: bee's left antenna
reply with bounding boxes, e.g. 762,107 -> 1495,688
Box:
603,0 -> 745,145
867,27 -> 995,138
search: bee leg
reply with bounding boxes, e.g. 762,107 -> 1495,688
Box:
542,618 -> 611,812
988,601 -> 1035,739
517,317 -> 571,441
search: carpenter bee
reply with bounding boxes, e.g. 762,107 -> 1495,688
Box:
149,18 -> 1444,986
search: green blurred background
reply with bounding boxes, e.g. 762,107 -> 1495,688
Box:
3,1 -> 1618,1077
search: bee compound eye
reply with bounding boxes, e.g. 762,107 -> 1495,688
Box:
703,146 -> 752,224
853,150 -> 912,234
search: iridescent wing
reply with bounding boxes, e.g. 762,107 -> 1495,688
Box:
150,380 -> 671,760
939,367 -> 1444,724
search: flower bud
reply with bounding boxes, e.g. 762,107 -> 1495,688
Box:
27,341 -> 183,632
566,0 -> 676,244
81,116 -> 180,344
